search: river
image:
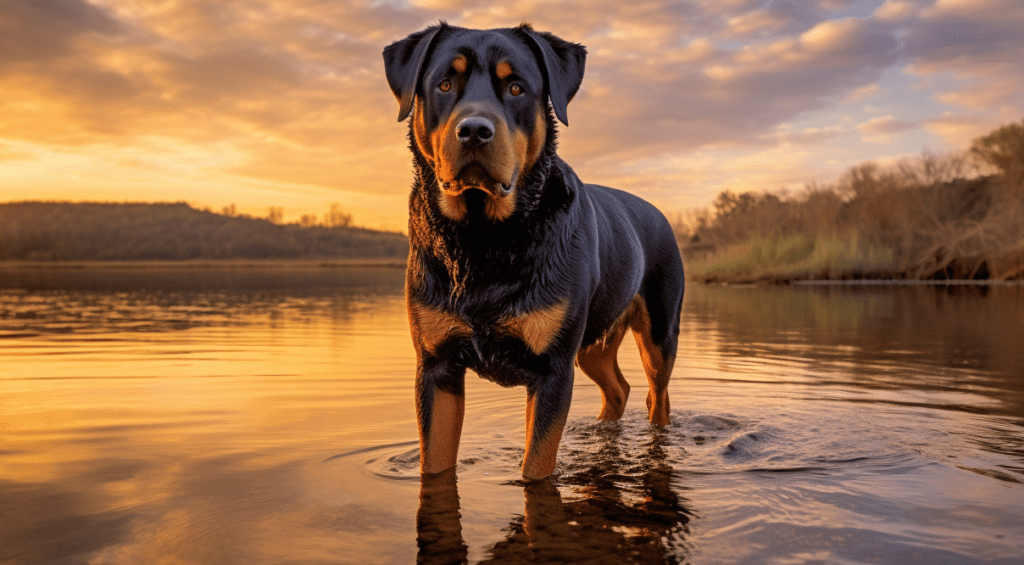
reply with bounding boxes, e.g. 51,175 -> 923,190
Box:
1,266 -> 1022,564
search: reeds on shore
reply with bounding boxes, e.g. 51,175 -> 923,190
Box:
676,120 -> 1024,283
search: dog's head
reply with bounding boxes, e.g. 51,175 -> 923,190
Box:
384,23 -> 585,222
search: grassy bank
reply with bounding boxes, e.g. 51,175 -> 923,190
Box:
677,120 -> 1024,283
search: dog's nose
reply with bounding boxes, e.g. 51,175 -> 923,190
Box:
456,117 -> 494,148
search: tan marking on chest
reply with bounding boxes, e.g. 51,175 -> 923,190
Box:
497,299 -> 570,355
408,298 -> 472,354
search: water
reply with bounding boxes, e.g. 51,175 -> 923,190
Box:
1,265 -> 1022,565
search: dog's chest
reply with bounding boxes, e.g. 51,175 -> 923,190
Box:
408,290 -> 572,387
410,291 -> 569,352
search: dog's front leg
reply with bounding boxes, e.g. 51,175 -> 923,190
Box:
416,358 -> 467,474
522,368 -> 573,480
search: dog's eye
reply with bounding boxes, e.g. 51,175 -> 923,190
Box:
438,79 -> 452,92
509,83 -> 523,96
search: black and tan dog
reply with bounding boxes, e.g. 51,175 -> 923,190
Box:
384,23 -> 685,480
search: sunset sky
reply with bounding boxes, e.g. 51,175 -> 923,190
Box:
1,0 -> 1022,231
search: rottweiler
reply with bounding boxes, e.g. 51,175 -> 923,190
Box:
384,23 -> 685,480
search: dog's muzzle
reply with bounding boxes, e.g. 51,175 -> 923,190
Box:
437,107 -> 518,198
442,163 -> 516,198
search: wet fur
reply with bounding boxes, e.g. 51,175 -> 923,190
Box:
384,23 -> 685,479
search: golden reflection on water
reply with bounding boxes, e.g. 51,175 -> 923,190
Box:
2,268 -> 1023,564
4,307 -> 417,474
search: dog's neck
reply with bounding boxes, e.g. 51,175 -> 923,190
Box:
406,118 -> 575,295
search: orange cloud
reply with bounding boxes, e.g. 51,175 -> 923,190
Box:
1,0 -> 1022,229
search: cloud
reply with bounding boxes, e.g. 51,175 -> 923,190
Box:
0,0 -> 123,64
921,112 -> 997,147
856,115 -> 919,143
0,1 -> 413,159
0,1 -> 899,160
908,1 -> 1024,67
844,83 -> 883,102
0,142 -> 34,162
557,14 -> 899,173
872,0 -> 921,22
1,0 -> 1022,226
899,0 -> 1024,141
767,126 -> 846,146
728,8 -> 793,36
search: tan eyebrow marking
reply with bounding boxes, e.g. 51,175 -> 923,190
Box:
451,55 -> 467,74
495,60 -> 513,79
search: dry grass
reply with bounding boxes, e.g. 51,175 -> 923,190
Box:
687,233 -> 894,284
677,121 -> 1024,283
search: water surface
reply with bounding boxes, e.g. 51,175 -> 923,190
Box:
1,266 -> 1022,564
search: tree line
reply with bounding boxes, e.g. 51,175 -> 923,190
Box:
0,202 -> 407,261
674,119 -> 1024,282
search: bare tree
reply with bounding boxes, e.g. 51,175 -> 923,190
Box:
971,119 -> 1024,184
325,203 -> 353,228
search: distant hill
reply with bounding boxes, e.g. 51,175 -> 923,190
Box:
0,202 -> 408,261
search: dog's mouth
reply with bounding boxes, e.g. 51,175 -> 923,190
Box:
441,163 -> 515,198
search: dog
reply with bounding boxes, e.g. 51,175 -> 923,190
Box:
384,23 -> 685,480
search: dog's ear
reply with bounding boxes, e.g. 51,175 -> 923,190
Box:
519,25 -> 586,126
383,25 -> 446,122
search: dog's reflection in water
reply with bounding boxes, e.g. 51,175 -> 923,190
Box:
417,430 -> 692,564
416,468 -> 469,563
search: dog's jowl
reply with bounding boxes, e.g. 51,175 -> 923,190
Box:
384,23 -> 685,480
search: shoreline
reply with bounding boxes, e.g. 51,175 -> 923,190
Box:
702,278 -> 1023,287
2,260 -> 1020,285
791,279 -> 1023,286
0,258 -> 407,270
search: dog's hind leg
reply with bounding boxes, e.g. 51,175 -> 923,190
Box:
576,319 -> 630,421
630,284 -> 682,426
